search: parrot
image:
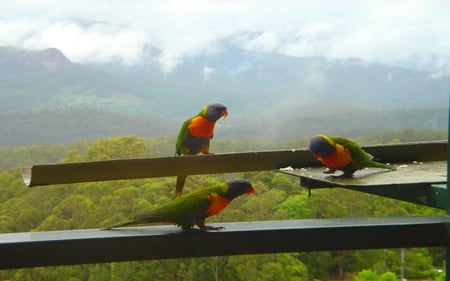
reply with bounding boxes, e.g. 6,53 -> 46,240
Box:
175,103 -> 228,197
308,134 -> 394,177
104,179 -> 254,231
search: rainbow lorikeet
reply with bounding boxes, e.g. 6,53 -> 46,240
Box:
308,135 -> 394,177
175,103 -> 228,197
104,179 -> 254,231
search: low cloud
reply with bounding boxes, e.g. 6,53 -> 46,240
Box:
202,66 -> 215,82
0,0 -> 449,73
0,19 -> 148,65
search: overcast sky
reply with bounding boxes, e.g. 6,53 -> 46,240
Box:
1,0 -> 449,74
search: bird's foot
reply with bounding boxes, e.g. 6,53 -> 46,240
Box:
331,172 -> 354,178
181,225 -> 224,232
195,220 -> 224,231
199,225 -> 225,231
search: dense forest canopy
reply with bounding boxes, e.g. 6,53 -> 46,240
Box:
0,128 -> 447,280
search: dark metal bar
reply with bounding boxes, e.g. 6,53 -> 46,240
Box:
363,140 -> 447,163
21,141 -> 447,187
431,184 -> 448,210
1,216 -> 449,269
281,161 -> 447,209
342,184 -> 446,209
446,102 -> 450,281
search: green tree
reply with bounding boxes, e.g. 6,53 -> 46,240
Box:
228,254 -> 308,281
206,256 -> 228,281
403,248 -> 439,279
86,135 -> 147,160
274,193 -> 312,219
353,269 -> 378,281
378,272 -> 397,281
270,173 -> 298,194
353,269 -> 397,281
0,197 -> 41,232
298,251 -> 334,280
38,194 -> 98,230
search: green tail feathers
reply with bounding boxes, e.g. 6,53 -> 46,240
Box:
103,209 -> 172,230
102,219 -> 148,230
176,175 -> 187,197
367,160 -> 395,170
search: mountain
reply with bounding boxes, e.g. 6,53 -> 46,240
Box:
0,108 -> 177,146
0,106 -> 446,146
0,47 -> 448,145
1,47 -> 449,116
0,47 -> 149,114
0,47 -> 236,118
96,48 -> 450,113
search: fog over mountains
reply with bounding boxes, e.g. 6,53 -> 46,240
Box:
0,47 -> 448,145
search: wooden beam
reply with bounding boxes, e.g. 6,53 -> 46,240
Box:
21,149 -> 315,187
21,141 -> 447,187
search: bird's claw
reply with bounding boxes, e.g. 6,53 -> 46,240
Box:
331,173 -> 354,178
182,225 -> 225,232
200,225 -> 224,231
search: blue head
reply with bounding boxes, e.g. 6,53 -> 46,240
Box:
308,135 -> 335,157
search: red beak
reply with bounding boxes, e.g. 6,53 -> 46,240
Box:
313,153 -> 323,161
246,186 -> 255,194
221,109 -> 228,119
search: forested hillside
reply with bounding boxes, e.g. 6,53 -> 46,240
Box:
0,107 -> 447,146
0,129 -> 447,280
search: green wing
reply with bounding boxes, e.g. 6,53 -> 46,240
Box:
163,185 -> 225,228
175,107 -> 206,155
175,118 -> 191,155
331,136 -> 393,170
331,136 -> 372,165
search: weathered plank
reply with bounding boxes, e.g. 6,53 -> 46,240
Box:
21,141 -> 447,187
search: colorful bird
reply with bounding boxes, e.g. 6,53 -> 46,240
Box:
308,134 -> 394,177
175,103 -> 228,197
104,179 -> 254,231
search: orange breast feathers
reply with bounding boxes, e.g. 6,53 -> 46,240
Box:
314,144 -> 352,168
188,116 -> 216,138
206,193 -> 230,216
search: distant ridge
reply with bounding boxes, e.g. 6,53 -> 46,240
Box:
18,48 -> 73,68
0,46 -> 448,145
0,108 -> 178,146
0,107 -> 446,146
0,46 -> 448,117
